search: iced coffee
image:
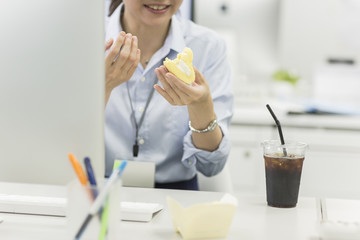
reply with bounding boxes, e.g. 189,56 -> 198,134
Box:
262,140 -> 307,208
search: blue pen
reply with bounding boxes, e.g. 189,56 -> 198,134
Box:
74,160 -> 127,240
84,157 -> 98,198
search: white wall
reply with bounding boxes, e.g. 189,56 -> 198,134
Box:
278,0 -> 360,89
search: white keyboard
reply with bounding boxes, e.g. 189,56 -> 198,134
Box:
0,194 -> 163,222
0,194 -> 67,216
120,201 -> 163,222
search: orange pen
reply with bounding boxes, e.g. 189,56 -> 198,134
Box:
68,153 -> 88,185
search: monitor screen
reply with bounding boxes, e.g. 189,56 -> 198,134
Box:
0,0 -> 105,185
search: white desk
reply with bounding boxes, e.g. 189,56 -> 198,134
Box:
119,188 -> 321,240
0,186 -> 326,240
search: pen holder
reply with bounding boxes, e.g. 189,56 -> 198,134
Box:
66,179 -> 121,240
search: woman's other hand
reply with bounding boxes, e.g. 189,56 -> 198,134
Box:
105,31 -> 140,104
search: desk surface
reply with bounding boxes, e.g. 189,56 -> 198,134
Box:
0,186 -> 325,240
232,106 -> 360,130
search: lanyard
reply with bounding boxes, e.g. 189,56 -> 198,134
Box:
126,77 -> 158,157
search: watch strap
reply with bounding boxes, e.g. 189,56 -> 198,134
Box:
189,117 -> 218,133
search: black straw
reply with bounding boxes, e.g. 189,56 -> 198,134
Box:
266,104 -> 287,156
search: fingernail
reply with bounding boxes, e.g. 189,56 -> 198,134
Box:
126,33 -> 132,38
120,31 -> 126,36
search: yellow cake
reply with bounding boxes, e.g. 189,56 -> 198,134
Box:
163,47 -> 195,84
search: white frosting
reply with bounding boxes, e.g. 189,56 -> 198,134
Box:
176,59 -> 191,76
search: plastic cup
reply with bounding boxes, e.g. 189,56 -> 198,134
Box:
262,140 -> 308,208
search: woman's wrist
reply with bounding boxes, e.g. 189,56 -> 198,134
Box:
105,77 -> 116,93
105,81 -> 115,105
188,94 -> 222,151
187,94 -> 216,130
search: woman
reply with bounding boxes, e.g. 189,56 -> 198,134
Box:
104,0 -> 233,190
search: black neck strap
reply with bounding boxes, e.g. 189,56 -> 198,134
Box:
126,77 -> 158,157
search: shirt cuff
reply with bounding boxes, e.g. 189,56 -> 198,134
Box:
181,125 -> 231,169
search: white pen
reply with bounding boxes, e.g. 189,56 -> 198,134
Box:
74,160 -> 127,240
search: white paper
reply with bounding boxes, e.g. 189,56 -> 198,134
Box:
167,194 -> 238,239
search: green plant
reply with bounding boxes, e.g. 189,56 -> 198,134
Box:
272,69 -> 300,86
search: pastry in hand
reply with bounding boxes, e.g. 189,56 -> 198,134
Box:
163,47 -> 195,84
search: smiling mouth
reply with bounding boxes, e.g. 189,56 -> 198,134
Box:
144,4 -> 170,11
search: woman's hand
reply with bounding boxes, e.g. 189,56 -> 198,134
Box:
155,66 -> 222,151
154,66 -> 211,107
105,31 -> 140,104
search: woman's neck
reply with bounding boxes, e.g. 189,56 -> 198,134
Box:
121,12 -> 171,67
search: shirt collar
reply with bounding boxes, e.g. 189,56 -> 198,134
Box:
163,15 -> 186,54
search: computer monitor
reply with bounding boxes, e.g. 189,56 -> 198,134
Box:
0,0 -> 105,185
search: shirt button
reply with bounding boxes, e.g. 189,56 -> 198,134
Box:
138,106 -> 144,113
188,160 -> 193,165
139,138 -> 145,144
141,76 -> 146,82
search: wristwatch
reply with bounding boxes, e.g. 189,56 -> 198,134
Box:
189,117 -> 218,133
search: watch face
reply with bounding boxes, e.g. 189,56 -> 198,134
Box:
209,119 -> 218,131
